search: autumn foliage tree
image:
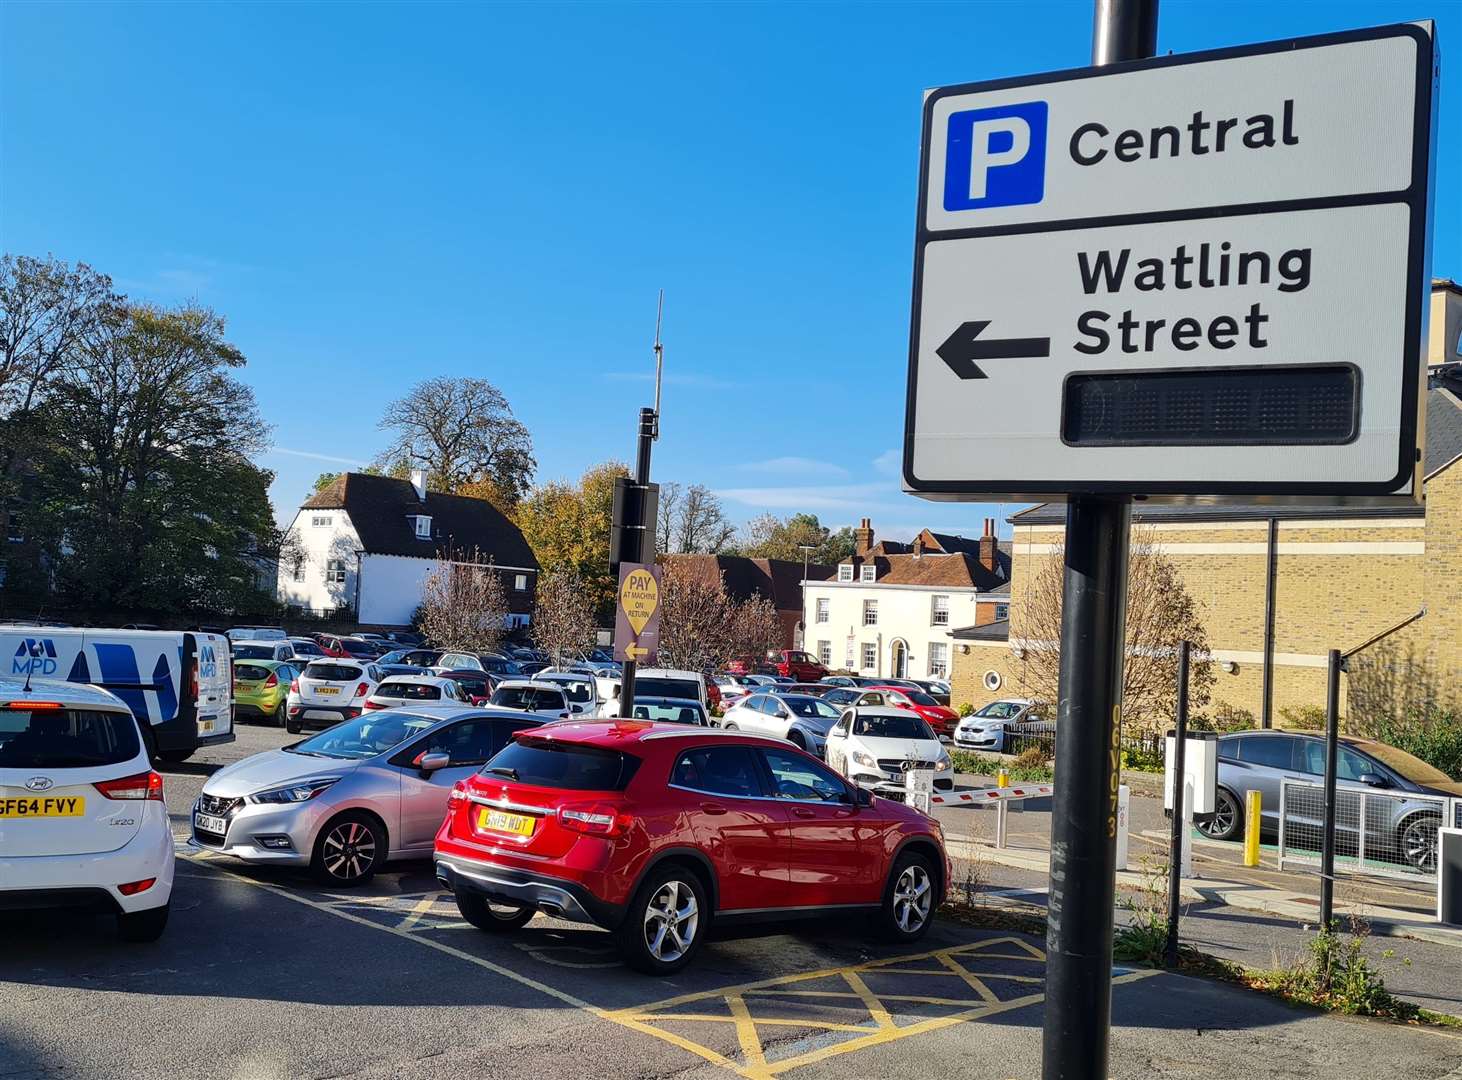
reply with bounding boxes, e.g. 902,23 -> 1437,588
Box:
514,461 -> 627,622
415,548 -> 509,654
1018,528 -> 1213,737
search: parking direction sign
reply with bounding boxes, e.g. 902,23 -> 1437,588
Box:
903,24 -> 1437,502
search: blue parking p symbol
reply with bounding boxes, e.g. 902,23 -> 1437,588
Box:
943,101 -> 1048,212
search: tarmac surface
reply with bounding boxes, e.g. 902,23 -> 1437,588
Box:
3,724 -> 1460,1080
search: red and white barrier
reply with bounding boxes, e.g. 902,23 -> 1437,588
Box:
930,783 -> 1053,805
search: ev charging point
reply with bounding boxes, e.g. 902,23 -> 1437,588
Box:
1164,730 -> 1218,817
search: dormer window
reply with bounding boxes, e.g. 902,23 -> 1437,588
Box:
838,564 -> 854,582
409,514 -> 432,539
860,564 -> 876,583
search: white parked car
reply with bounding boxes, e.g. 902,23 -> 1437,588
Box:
488,680 -> 573,719
531,671 -> 601,716
0,680 -> 174,941
712,674 -> 751,706
364,676 -> 466,711
624,695 -> 711,726
603,668 -> 709,716
718,692 -> 844,758
286,660 -> 382,735
953,698 -> 1037,753
824,706 -> 953,801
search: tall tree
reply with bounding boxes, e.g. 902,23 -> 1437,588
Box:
655,481 -> 735,554
26,300 -> 277,613
377,376 -> 535,506
1018,528 -> 1214,736
657,560 -> 782,672
532,568 -> 596,668
415,547 -> 508,652
737,512 -> 851,564
515,461 -> 628,622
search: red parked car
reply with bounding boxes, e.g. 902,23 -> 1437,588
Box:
866,685 -> 961,741
434,721 -> 948,974
767,650 -> 829,681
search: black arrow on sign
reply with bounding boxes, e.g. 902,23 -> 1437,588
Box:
935,320 -> 1051,380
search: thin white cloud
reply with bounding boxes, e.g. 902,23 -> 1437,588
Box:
872,448 -> 901,477
266,447 -> 369,467
735,456 -> 849,479
717,482 -> 894,512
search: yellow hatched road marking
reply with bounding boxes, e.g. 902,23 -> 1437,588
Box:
182,852 -> 1159,1079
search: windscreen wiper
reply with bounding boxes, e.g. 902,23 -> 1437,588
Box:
488,766 -> 518,780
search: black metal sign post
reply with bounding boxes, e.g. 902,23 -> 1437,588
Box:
1319,647 -> 1342,926
1041,8 -> 1153,1080
1164,639 -> 1190,968
614,408 -> 658,720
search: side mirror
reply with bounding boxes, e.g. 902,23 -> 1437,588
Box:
417,752 -> 451,773
855,786 -> 874,807
828,727 -> 846,738
1358,772 -> 1390,788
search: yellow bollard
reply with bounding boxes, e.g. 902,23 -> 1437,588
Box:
1244,789 -> 1262,867
997,768 -> 1010,788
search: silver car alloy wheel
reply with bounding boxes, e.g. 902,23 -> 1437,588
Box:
1198,790 -> 1238,839
643,880 -> 699,962
322,820 -> 377,881
1401,817 -> 1439,874
893,864 -> 931,933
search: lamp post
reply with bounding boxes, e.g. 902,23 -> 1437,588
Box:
798,543 -> 816,650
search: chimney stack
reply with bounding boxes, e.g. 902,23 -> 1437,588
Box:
979,517 -> 998,572
410,468 -> 428,503
854,517 -> 874,557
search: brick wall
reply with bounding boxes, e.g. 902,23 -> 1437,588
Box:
951,503 -> 1455,722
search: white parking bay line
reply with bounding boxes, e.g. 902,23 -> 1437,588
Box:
183,855 -> 595,1010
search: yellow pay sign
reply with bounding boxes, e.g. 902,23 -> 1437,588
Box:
620,568 -> 659,635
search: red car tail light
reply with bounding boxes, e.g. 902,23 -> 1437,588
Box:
448,780 -> 470,806
354,682 -> 370,698
263,672 -> 279,689
117,878 -> 157,896
557,802 -> 632,838
95,771 -> 164,801
289,679 -> 299,693
363,700 -> 385,710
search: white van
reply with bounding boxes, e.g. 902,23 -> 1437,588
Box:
0,626 -> 233,763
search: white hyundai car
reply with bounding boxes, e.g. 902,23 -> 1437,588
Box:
0,680 -> 174,941
286,659 -> 383,734
824,706 -> 954,801
363,675 -> 466,711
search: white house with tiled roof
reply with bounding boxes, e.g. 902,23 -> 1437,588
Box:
801,518 -> 1010,680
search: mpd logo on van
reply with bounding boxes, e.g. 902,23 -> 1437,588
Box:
12,638 -> 58,676
943,100 -> 1048,212
199,645 -> 218,680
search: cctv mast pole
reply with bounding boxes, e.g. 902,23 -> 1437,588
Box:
617,292 -> 664,720
1041,4 -> 1153,1079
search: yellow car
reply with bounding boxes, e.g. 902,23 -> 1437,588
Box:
232,659 -> 299,726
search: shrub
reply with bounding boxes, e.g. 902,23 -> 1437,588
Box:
1192,703 -> 1256,733
1279,705 -> 1328,730
949,749 -> 1052,782
1014,746 -> 1048,771
1366,712 -> 1462,781
1120,744 -> 1164,773
957,701 -> 975,717
1267,919 -> 1414,1019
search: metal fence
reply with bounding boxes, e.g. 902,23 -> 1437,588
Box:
1277,778 -> 1451,884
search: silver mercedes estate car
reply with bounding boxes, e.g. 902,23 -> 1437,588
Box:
192,705 -> 544,885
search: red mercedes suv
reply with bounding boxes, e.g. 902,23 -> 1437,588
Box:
434,720 -> 948,974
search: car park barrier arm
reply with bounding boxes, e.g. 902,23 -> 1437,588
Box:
931,783 -> 1055,849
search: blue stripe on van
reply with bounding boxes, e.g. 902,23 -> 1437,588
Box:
152,653 -> 178,723
94,643 -> 150,724
67,651 -> 91,683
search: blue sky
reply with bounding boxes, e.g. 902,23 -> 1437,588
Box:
3,1 -> 1457,541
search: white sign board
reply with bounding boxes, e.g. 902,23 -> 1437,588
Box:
903,24 -> 1436,502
